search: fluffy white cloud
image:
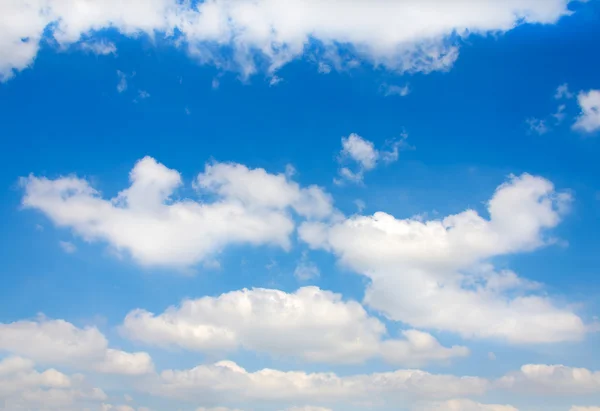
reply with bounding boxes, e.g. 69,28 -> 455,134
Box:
336,133 -> 406,184
122,286 -> 466,366
21,156 -> 333,268
416,399 -> 518,411
155,360 -> 488,405
0,0 -> 578,80
573,89 -> 600,133
0,318 -> 153,375
300,173 -> 587,344
0,356 -> 106,410
499,364 -> 600,395
381,330 -> 469,367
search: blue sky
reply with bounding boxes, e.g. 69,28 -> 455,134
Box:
1,1 -> 600,411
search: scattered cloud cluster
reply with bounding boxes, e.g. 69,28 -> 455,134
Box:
0,0 -> 580,81
527,83 -> 600,135
122,286 -> 468,367
335,133 -> 407,184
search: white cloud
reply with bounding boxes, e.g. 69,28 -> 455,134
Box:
79,40 -> 117,55
0,0 -> 578,81
570,407 -> 600,411
122,286 -> 466,366
0,356 -> 107,410
299,173 -> 588,344
336,133 -> 407,184
573,89 -> 600,133
0,317 -> 153,375
526,117 -> 549,135
294,253 -> 320,281
555,83 -> 574,100
154,360 -> 488,404
117,70 -> 128,93
136,90 -> 151,100
59,240 -> 77,254
381,83 -> 411,97
553,104 -> 567,124
416,399 -> 518,411
499,364 -> 600,395
21,156 -> 333,269
381,330 -> 469,367
269,75 -> 283,86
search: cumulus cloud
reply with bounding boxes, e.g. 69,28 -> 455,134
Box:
416,399 -> 518,411
0,0 -> 579,81
122,286 -> 467,366
21,156 -> 333,269
336,133 -> 407,184
573,89 -> 600,133
0,356 -> 107,410
154,360 -> 488,405
0,318 -> 153,375
498,364 -> 600,395
299,173 -> 588,344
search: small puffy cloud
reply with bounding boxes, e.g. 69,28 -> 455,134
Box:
136,90 -> 151,100
122,286 -> 467,366
21,157 -> 333,269
116,70 -> 129,93
416,399 -> 518,411
573,89 -> 600,133
0,318 -> 153,375
300,174 -> 587,344
59,240 -> 77,254
0,356 -> 106,410
294,253 -> 320,281
154,360 -> 488,404
381,83 -> 411,97
555,83 -> 574,100
79,40 -> 117,55
526,118 -> 549,135
499,364 -> 600,395
336,133 -> 407,184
